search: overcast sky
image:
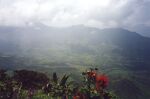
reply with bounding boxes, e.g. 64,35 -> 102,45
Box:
0,0 -> 150,35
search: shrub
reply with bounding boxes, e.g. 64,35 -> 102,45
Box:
13,70 -> 49,89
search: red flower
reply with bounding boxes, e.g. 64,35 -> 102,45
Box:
96,75 -> 109,90
73,94 -> 86,99
87,71 -> 97,79
73,92 -> 86,99
73,95 -> 80,99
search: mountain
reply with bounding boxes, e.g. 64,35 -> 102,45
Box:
0,25 -> 150,99
127,25 -> 150,37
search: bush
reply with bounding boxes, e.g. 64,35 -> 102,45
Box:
13,70 -> 49,89
0,68 -> 117,99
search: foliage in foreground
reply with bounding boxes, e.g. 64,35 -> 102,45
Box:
0,68 -> 117,99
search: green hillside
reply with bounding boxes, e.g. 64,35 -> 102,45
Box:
0,26 -> 150,99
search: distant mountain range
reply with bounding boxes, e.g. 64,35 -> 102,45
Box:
0,25 -> 150,99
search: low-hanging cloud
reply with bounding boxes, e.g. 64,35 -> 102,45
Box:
0,0 -> 150,35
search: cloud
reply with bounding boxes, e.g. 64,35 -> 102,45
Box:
0,0 -> 150,34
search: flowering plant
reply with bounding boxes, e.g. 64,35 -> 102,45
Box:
0,68 -> 117,99
73,68 -> 113,99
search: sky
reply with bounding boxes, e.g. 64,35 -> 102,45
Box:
0,0 -> 150,35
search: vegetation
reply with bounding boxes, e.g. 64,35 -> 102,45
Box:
0,68 -> 117,99
0,26 -> 150,99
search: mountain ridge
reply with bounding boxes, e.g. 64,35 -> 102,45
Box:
0,25 -> 150,99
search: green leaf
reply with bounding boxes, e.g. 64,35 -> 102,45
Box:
53,72 -> 58,84
60,75 -> 69,86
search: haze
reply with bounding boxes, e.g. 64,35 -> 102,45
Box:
0,0 -> 150,36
